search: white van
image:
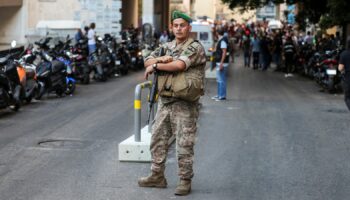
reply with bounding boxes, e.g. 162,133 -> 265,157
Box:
190,22 -> 214,57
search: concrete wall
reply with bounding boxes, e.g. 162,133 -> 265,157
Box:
0,0 -> 22,7
0,0 -> 172,45
193,0 -> 256,23
27,0 -> 79,29
122,0 -> 139,29
0,6 -> 25,44
193,0 -> 215,19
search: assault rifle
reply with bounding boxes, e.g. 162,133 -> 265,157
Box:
147,47 -> 165,124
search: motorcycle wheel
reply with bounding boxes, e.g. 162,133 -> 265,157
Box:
25,95 -> 32,103
65,81 -> 76,95
101,74 -> 107,82
328,78 -> 335,93
9,86 -> 22,111
35,83 -> 46,100
56,88 -> 64,97
120,65 -> 128,75
9,103 -> 20,111
137,59 -> 144,70
10,85 -> 22,111
82,74 -> 90,84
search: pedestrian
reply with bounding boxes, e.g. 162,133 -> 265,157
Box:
251,34 -> 261,69
335,31 -> 342,47
283,36 -> 296,77
87,22 -> 96,55
272,32 -> 283,71
138,10 -> 206,196
74,28 -> 83,43
159,30 -> 169,44
303,31 -> 313,45
242,34 -> 252,67
338,39 -> 350,111
260,34 -> 271,71
211,28 -> 229,101
83,26 -> 89,37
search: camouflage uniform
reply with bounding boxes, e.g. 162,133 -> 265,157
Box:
145,38 -> 206,180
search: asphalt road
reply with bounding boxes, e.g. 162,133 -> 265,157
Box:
0,55 -> 349,200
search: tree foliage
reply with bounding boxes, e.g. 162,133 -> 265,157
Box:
220,0 -> 350,30
320,0 -> 350,29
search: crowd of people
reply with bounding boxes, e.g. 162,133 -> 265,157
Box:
210,20 -> 344,77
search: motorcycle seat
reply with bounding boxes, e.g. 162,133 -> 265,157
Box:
0,55 -> 10,65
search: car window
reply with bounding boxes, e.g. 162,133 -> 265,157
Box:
199,32 -> 208,41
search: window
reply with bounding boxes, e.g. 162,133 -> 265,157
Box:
199,32 -> 208,41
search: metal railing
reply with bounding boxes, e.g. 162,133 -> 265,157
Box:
134,80 -> 157,142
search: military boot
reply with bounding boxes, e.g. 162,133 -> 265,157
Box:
138,171 -> 167,188
174,179 -> 191,195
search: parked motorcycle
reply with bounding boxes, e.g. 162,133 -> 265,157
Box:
17,53 -> 38,103
295,43 -> 314,77
34,37 -> 75,99
96,36 -> 115,78
0,41 -> 23,111
71,38 -> 91,84
318,50 -> 341,93
115,41 -> 131,75
127,40 -> 144,70
89,50 -> 106,82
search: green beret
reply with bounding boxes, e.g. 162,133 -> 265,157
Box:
172,10 -> 192,23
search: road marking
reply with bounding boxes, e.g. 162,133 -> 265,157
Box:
227,107 -> 240,110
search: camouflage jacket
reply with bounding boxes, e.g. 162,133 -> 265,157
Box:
145,38 -> 207,103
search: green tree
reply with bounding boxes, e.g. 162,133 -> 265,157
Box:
220,0 -> 349,29
319,0 -> 350,29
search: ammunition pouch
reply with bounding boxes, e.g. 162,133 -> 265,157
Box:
158,71 -> 204,102
155,38 -> 205,102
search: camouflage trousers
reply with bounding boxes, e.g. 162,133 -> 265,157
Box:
150,99 -> 199,180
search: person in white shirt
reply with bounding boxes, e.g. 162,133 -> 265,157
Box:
159,30 -> 169,44
304,31 -> 313,45
87,22 -> 96,54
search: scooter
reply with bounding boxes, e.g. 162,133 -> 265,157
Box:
0,41 -> 23,111
17,45 -> 39,103
34,38 -> 71,99
71,39 -> 91,84
319,50 -> 341,93
127,40 -> 144,70
115,41 -> 131,75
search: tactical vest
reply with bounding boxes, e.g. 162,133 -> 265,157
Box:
157,38 -> 205,102
215,37 -> 230,63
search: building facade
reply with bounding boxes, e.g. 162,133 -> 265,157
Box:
0,0 -> 170,46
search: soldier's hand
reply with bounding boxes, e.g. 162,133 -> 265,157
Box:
157,56 -> 173,63
144,65 -> 154,80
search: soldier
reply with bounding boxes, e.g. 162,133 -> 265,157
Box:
138,10 -> 206,196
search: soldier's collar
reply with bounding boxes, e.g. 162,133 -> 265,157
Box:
176,38 -> 189,46
175,38 -> 193,47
